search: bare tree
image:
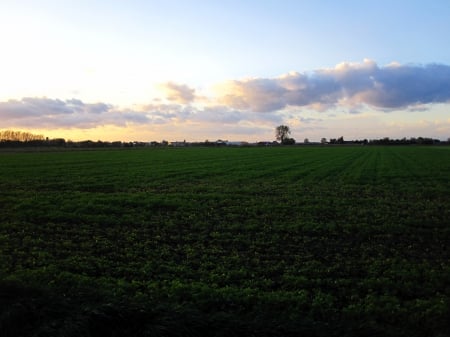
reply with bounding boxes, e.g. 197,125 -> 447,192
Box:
0,130 -> 45,142
275,125 -> 291,143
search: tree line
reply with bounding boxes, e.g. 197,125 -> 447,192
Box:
0,129 -> 448,148
0,130 -> 45,142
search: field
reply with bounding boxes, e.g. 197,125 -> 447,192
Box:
1,146 -> 450,336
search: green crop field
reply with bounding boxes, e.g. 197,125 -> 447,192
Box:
1,146 -> 449,336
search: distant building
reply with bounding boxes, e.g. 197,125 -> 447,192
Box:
170,140 -> 187,147
226,141 -> 249,146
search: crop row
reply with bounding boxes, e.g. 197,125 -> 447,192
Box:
1,146 -> 449,336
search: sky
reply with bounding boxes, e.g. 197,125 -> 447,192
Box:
1,0 -> 450,142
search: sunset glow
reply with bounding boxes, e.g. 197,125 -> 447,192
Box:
1,0 -> 450,142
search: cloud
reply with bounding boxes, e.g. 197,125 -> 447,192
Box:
193,105 -> 283,125
215,60 -> 450,112
218,78 -> 287,112
0,96 -> 280,131
161,82 -> 196,104
139,102 -> 282,126
0,97 -> 148,128
2,60 -> 450,140
0,97 -> 77,119
349,63 -> 450,108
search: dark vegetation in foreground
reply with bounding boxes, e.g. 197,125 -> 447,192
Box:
1,146 -> 450,336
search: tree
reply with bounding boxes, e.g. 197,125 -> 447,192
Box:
282,137 -> 296,145
0,130 -> 44,142
275,125 -> 291,143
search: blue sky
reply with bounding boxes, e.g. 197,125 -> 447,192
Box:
1,0 -> 450,141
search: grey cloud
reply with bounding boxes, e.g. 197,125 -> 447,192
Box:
141,103 -> 281,125
297,116 -> 323,124
0,98 -> 71,119
219,60 -> 450,112
356,63 -> 450,108
141,103 -> 194,123
281,73 -> 341,108
0,97 -> 269,130
0,97 -> 148,128
0,96 -> 284,132
163,82 -> 196,104
86,102 -> 111,114
193,106 -> 244,124
193,105 -> 284,125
